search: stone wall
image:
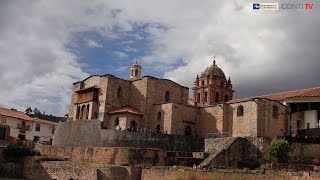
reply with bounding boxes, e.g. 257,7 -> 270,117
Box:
42,161 -> 132,180
199,105 -> 224,136
22,158 -> 136,180
231,101 -> 258,137
290,142 -> 320,163
256,99 -> 287,138
203,137 -> 264,168
0,162 -> 23,178
53,120 -> 204,152
171,103 -> 197,135
36,144 -> 165,166
141,168 -> 320,180
230,99 -> 287,138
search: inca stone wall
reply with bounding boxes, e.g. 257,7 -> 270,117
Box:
53,120 -> 204,152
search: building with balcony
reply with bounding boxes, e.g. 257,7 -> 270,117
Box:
0,107 -> 58,144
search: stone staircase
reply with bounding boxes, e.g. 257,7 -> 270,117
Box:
199,137 -> 238,167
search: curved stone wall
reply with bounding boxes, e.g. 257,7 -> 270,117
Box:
53,120 -> 204,152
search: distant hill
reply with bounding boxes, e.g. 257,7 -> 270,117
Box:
27,114 -> 66,123
24,107 -> 66,123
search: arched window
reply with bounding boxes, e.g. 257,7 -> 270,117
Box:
204,92 -> 208,102
215,92 -> 220,103
156,125 -> 160,133
86,104 -> 90,119
201,80 -> 205,86
157,112 -> 161,122
165,91 -> 171,102
80,105 -> 85,119
224,95 -> 229,102
115,117 -> 119,126
185,126 -> 192,136
76,106 -> 80,119
117,87 -> 123,98
237,105 -> 244,116
272,105 -> 279,118
135,69 -> 138,76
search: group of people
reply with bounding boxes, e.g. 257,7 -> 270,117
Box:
116,125 -> 167,134
193,164 -> 207,171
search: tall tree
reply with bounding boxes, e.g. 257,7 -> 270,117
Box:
25,107 -> 32,114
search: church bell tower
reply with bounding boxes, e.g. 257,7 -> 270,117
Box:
129,61 -> 142,81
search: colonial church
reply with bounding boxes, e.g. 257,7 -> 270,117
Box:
68,60 -> 320,138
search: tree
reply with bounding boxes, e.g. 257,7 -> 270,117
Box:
33,108 -> 41,115
264,138 -> 290,163
25,107 -> 32,114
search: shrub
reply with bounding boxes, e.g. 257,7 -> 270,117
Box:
3,143 -> 40,157
264,138 -> 289,163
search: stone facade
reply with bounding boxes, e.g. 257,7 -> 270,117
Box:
67,61 -> 296,139
230,99 -> 287,138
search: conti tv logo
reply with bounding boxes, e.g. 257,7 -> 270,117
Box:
253,3 -> 314,10
281,3 -> 314,10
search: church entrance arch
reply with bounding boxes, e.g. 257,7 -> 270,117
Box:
185,126 -> 192,136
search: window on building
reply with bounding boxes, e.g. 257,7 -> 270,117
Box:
197,93 -> 200,103
204,92 -> 208,102
224,95 -> 229,102
237,105 -> 244,116
156,125 -> 160,133
36,123 -> 41,131
185,126 -> 192,136
0,117 -> 6,123
215,92 -> 220,103
76,106 -> 80,119
18,134 -> 26,140
135,69 -> 138,76
221,81 -> 224,87
80,105 -> 85,119
117,87 -> 123,98
272,105 -> 279,118
165,91 -> 171,102
52,127 -> 55,134
86,104 -> 90,119
115,117 -> 120,127
307,123 -> 310,129
201,80 -> 205,86
157,112 -> 161,122
0,127 -> 6,140
33,136 -> 40,142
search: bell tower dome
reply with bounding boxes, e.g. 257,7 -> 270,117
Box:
129,61 -> 142,81
192,58 -> 234,106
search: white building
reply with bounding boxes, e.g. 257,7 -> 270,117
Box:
0,107 -> 58,144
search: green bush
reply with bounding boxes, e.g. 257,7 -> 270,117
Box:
264,138 -> 289,163
3,143 -> 40,157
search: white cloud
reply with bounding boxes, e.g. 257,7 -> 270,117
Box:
85,38 -> 103,48
114,51 -> 128,60
1,0 -> 319,115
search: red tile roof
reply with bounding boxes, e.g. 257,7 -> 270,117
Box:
227,86 -> 320,104
108,106 -> 142,116
0,107 -> 35,121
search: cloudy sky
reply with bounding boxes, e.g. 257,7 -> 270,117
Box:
1,0 -> 320,116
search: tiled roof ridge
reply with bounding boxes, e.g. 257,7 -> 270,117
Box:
260,86 -> 320,98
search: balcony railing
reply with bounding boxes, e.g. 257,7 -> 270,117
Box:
17,124 -> 30,131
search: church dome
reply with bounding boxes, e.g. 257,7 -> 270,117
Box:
201,61 -> 226,79
132,63 -> 141,69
